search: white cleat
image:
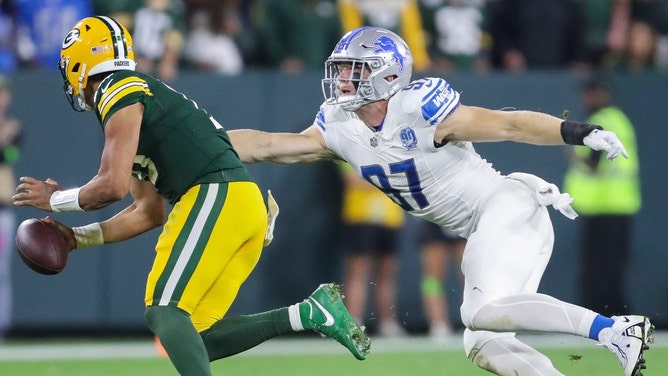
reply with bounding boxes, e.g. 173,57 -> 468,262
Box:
599,315 -> 654,376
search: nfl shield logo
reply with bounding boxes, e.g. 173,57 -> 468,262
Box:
400,128 -> 418,150
370,136 -> 378,148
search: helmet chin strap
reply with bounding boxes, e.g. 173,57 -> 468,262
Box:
77,64 -> 93,111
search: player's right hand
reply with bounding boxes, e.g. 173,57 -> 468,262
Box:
13,177 -> 62,211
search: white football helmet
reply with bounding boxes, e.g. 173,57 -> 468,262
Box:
322,26 -> 413,111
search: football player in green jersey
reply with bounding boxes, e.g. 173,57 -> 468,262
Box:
12,16 -> 369,375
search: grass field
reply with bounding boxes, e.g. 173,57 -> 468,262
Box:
1,333 -> 666,375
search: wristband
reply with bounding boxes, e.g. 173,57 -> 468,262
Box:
560,121 -> 603,145
50,188 -> 83,212
72,222 -> 104,249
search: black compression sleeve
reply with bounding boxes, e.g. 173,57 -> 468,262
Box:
560,121 -> 603,145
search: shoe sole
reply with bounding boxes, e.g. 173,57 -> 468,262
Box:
630,316 -> 654,376
313,284 -> 371,360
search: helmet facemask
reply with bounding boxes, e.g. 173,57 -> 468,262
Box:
323,59 -> 377,111
58,56 -> 88,112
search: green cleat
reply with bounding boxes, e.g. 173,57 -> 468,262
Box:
305,283 -> 371,360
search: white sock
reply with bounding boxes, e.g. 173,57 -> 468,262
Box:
288,303 -> 304,331
471,293 -> 598,338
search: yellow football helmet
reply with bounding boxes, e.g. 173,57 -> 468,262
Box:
58,16 -> 136,111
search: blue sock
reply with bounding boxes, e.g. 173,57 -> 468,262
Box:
588,315 -> 615,340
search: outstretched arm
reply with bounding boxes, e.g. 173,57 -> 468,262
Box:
436,105 -> 627,160
437,105 -> 565,145
228,125 -> 337,164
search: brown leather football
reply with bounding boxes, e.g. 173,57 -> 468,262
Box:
15,218 -> 69,275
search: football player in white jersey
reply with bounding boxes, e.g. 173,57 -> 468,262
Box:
229,27 -> 653,376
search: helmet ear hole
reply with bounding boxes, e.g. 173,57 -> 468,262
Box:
71,63 -> 80,73
361,86 -> 373,96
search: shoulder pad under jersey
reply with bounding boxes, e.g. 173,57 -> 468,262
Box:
95,71 -> 151,124
395,77 -> 460,126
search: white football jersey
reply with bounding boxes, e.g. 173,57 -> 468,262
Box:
315,77 -> 505,237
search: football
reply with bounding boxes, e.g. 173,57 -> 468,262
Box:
15,218 -> 69,275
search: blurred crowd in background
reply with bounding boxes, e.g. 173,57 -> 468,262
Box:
0,0 -> 667,82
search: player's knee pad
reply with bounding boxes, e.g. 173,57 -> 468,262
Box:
460,299 -> 484,329
461,295 -> 509,329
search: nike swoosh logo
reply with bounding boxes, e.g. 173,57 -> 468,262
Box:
310,298 -> 335,327
100,79 -> 113,94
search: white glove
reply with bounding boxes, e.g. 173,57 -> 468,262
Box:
507,172 -> 578,220
263,190 -> 280,247
583,129 -> 628,160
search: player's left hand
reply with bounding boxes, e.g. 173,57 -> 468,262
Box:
583,129 -> 628,160
41,216 -> 77,251
13,177 -> 62,211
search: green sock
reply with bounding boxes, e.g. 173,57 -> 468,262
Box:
145,306 -> 211,376
201,307 -> 294,361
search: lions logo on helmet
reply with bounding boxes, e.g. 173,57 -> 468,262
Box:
373,35 -> 405,72
322,27 -> 413,111
58,16 -> 136,112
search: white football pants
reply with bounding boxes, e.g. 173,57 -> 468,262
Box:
459,178 -> 598,375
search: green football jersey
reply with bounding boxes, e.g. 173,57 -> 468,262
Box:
93,70 -> 252,204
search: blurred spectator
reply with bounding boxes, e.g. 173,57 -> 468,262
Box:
488,0 -> 588,71
256,0 -> 341,74
632,0 -> 668,70
622,19 -> 659,71
184,0 -> 265,71
338,0 -> 430,71
417,221 -> 464,343
563,75 -> 641,317
338,162 -> 407,338
133,0 -> 184,82
0,75 -> 21,339
586,0 -> 668,71
0,1 -> 18,72
183,8 -> 244,75
91,0 -> 142,29
582,0 -> 630,68
225,1 -> 265,69
419,0 -> 489,73
15,0 -> 92,69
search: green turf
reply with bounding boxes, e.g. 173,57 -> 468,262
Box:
1,346 -> 666,376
